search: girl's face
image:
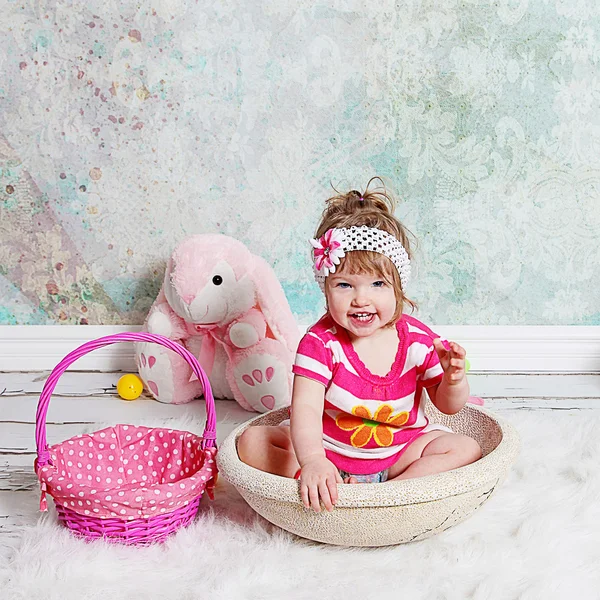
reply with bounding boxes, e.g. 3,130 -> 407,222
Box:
325,270 -> 397,340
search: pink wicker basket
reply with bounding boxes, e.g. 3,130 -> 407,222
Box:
34,332 -> 218,545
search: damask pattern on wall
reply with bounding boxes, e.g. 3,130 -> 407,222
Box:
0,1 -> 599,326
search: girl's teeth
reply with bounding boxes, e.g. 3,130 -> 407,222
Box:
352,313 -> 373,321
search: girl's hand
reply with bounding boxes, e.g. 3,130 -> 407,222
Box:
433,338 -> 467,386
298,455 -> 343,513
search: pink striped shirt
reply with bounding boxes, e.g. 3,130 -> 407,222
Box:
292,314 -> 451,474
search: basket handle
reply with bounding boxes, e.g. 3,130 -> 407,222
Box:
35,332 -> 217,468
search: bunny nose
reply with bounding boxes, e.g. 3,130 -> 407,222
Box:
182,294 -> 195,304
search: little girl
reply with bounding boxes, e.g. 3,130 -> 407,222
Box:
237,179 -> 482,513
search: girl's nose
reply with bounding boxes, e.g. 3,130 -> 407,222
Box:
352,291 -> 370,306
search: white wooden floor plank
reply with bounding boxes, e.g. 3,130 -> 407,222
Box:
0,403 -> 252,452
0,490 -> 41,555
468,373 -> 600,398
0,463 -> 36,492
4,393 -> 599,433
0,393 -> 243,424
0,371 -> 121,396
3,371 -> 600,399
484,397 -> 600,411
0,422 -> 92,454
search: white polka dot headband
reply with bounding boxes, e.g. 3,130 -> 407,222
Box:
310,226 -> 411,291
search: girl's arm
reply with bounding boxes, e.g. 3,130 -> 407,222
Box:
427,339 -> 470,414
290,375 -> 342,512
290,375 -> 326,464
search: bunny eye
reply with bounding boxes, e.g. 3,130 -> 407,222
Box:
212,275 -> 223,286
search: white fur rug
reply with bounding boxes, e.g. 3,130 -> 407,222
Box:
2,410 -> 600,600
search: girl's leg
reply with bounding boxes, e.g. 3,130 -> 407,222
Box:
387,432 -> 482,481
236,425 -> 300,479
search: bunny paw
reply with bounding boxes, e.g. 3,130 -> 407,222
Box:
234,355 -> 289,412
136,343 -> 175,402
241,368 -> 276,409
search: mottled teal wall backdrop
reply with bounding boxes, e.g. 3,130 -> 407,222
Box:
1,1 -> 599,326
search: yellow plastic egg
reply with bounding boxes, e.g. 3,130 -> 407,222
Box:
465,358 -> 471,373
117,374 -> 144,400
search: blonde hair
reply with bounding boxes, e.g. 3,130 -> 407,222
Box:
315,177 -> 417,323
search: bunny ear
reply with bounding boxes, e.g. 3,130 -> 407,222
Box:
249,255 -> 300,354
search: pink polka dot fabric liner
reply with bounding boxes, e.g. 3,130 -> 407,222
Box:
37,425 -> 217,520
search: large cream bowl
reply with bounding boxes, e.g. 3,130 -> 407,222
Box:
217,403 -> 520,547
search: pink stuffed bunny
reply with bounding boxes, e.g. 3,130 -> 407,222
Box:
135,234 -> 300,412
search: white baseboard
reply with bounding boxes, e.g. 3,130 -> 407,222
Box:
0,325 -> 599,373
0,325 -> 143,372
435,326 -> 600,372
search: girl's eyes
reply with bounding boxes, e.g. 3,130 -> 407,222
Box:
335,281 -> 386,288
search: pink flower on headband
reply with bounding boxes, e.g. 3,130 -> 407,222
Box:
310,228 -> 346,275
